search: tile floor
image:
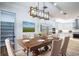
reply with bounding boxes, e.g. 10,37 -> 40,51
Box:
67,38 -> 79,56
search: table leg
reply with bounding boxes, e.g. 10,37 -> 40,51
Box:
32,49 -> 39,56
27,48 -> 30,56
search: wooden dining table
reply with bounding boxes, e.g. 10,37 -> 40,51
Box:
22,38 -> 52,56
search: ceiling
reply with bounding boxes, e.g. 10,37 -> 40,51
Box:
0,2 -> 79,20
50,2 -> 79,19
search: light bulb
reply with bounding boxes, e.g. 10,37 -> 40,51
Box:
60,11 -> 64,14
54,3 -> 57,6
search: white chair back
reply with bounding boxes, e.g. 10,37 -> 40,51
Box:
17,39 -> 26,49
5,38 -> 15,56
51,39 -> 62,56
61,36 -> 70,56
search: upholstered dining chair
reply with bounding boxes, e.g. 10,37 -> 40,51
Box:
60,36 -> 70,56
34,34 -> 40,39
41,33 -> 48,39
17,39 -> 27,52
23,35 -> 28,39
5,38 -> 27,56
51,39 -> 62,56
39,39 -> 62,56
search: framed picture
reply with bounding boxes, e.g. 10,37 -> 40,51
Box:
23,21 -> 35,32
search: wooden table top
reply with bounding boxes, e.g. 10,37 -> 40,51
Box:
22,38 -> 52,51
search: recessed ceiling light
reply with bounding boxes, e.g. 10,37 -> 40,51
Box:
54,3 -> 57,6
60,11 -> 67,15
60,11 -> 64,14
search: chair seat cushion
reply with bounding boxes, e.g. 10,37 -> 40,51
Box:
15,50 -> 27,56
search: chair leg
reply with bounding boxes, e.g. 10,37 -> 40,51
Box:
23,49 -> 26,52
62,53 -> 66,56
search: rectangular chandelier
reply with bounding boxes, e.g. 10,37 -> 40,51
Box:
30,7 -> 49,20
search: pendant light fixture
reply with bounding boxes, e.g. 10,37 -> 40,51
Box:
29,2 -> 49,20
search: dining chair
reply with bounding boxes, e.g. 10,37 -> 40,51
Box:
41,33 -> 48,39
23,35 -> 28,39
5,38 -> 15,56
17,39 -> 27,52
5,38 -> 27,56
51,39 -> 62,56
47,35 -> 53,39
39,39 -> 62,56
34,34 -> 40,39
61,36 -> 70,56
